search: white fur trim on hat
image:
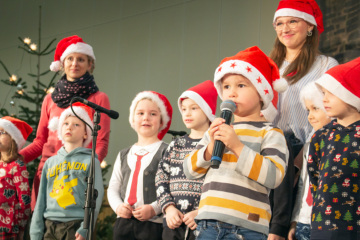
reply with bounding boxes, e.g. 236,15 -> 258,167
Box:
129,91 -> 170,132
274,8 -> 317,26
316,74 -> 360,111
50,61 -> 61,72
60,42 -> 96,63
48,107 -> 93,147
0,119 -> 25,149
178,91 -> 215,122
299,81 -> 325,111
214,60 -> 274,109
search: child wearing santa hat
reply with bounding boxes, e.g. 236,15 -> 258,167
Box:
308,57 -> 360,240
155,80 -> 218,240
183,46 -> 289,239
107,91 -> 173,240
30,103 -> 104,240
0,117 -> 32,240
288,82 -> 331,240
20,35 -> 110,211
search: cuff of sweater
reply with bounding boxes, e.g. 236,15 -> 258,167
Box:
269,223 -> 289,238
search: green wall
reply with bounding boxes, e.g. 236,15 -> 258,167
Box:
0,0 -> 279,182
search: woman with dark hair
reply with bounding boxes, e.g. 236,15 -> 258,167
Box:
20,35 -> 111,211
262,1 -> 338,240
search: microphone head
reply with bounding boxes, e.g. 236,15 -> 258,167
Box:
220,100 -> 236,113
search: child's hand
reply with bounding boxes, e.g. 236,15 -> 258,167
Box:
287,222 -> 297,240
116,203 -> 133,218
75,232 -> 85,240
267,233 -> 285,240
214,123 -> 243,158
205,118 -> 225,160
133,204 -> 155,221
183,210 -> 198,230
165,205 -> 183,229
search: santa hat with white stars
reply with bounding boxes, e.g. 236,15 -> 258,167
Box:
50,35 -> 95,72
214,46 -> 288,115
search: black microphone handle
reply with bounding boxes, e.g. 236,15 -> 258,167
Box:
210,109 -> 233,169
72,97 -> 119,119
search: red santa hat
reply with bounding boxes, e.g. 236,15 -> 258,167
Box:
178,80 -> 218,122
50,35 -> 96,72
214,46 -> 288,111
129,91 -> 173,140
274,0 -> 324,34
48,103 -> 94,147
0,116 -> 33,149
315,57 -> 360,111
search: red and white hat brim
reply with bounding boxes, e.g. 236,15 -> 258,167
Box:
178,90 -> 215,122
274,8 -> 317,26
316,74 -> 360,111
214,60 -> 274,109
48,106 -> 94,147
129,91 -> 170,132
0,119 -> 25,149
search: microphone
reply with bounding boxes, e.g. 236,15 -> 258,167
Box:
71,97 -> 119,119
167,130 -> 187,137
210,100 -> 236,169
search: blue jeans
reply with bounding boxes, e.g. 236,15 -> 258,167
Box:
295,222 -> 310,240
195,220 -> 267,240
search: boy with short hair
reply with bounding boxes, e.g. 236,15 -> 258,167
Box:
308,57 -> 360,240
107,91 -> 173,240
156,80 -> 218,240
183,46 -> 289,239
30,103 -> 104,240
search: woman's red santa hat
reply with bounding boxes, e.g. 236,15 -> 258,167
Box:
48,103 -> 94,147
315,57 -> 360,111
214,46 -> 288,121
178,80 -> 218,122
50,35 -> 96,72
129,91 -> 173,140
274,0 -> 324,34
0,116 -> 33,149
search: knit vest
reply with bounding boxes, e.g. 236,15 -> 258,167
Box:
119,142 -> 168,205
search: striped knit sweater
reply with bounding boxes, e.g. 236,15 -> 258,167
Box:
183,121 -> 288,235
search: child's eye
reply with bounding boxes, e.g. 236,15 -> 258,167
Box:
238,84 -> 246,88
75,124 -> 80,127
192,107 -> 198,110
223,85 -> 230,89
151,113 -> 158,116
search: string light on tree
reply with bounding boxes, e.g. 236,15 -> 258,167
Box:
30,43 -> 37,51
9,101 -> 15,107
9,74 -> 17,82
23,37 -> 31,45
45,86 -> 55,94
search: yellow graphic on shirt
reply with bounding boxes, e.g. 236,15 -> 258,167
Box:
49,175 -> 78,209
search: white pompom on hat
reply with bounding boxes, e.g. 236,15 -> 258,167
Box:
129,91 -> 173,140
0,116 -> 33,150
48,103 -> 94,147
214,46 -> 288,110
315,57 -> 360,111
274,0 -> 324,34
50,35 -> 95,72
178,80 -> 218,122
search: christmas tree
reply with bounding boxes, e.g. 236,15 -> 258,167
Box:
315,212 -> 323,222
343,210 -> 353,221
329,183 -> 339,194
350,159 -> 359,169
342,134 -> 350,144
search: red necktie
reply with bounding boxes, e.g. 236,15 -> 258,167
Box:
306,184 -> 313,206
128,152 -> 149,206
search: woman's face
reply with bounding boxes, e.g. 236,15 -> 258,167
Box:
63,53 -> 92,81
274,16 -> 314,52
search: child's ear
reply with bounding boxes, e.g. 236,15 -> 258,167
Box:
83,131 -> 88,140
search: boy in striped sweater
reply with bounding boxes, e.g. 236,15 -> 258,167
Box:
183,46 -> 289,239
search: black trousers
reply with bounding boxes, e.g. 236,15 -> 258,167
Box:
162,219 -> 196,240
113,217 -> 162,240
